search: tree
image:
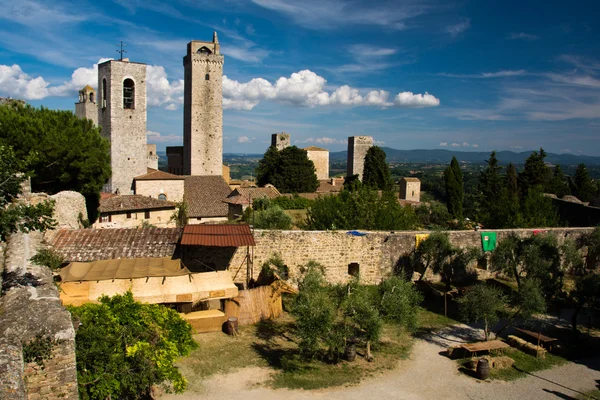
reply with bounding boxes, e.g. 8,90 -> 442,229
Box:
519,187 -> 560,228
243,197 -> 292,229
444,156 -> 464,219
518,148 -> 551,196
0,145 -> 56,241
256,146 -> 319,193
477,151 -> 503,227
571,163 -> 596,202
377,276 -> 423,332
0,102 -> 111,221
502,163 -> 521,227
362,146 -> 392,190
459,284 -> 506,341
548,165 -> 570,198
69,292 -> 197,400
413,232 -> 454,282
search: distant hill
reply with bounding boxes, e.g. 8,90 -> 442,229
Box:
329,148 -> 600,166
155,149 -> 600,166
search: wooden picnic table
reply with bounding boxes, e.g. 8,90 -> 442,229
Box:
461,340 -> 510,357
515,328 -> 557,349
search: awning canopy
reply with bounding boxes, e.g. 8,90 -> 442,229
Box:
59,257 -> 190,282
180,224 -> 256,247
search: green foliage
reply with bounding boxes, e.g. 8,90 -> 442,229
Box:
571,163 -> 597,202
414,232 -> 454,282
258,253 -> 289,284
307,186 -> 418,231
271,195 -> 314,210
377,276 -> 423,331
0,145 -> 56,241
548,165 -> 571,198
519,187 -> 560,228
444,157 -> 463,218
458,284 -> 506,340
251,205 -> 292,229
518,148 -> 552,196
477,151 -> 504,228
362,146 -> 392,190
22,334 -> 60,368
30,248 -> 64,271
256,146 -> 319,193
69,292 -> 197,399
0,103 -> 111,208
415,201 -> 452,230
169,201 -> 189,227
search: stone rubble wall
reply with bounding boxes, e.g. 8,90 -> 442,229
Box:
228,227 -> 594,285
0,232 -> 78,400
50,191 -> 88,229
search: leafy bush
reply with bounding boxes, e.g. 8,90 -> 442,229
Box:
271,195 -> 314,210
377,276 -> 423,331
69,292 -> 197,399
258,253 -> 289,284
253,206 -> 292,229
30,248 -> 64,271
459,284 -> 506,340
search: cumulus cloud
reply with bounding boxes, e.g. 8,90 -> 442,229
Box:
146,65 -> 184,109
223,69 -> 440,110
451,143 -> 461,147
439,142 -> 448,147
472,144 -> 479,148
238,136 -> 252,143
462,142 -> 469,147
296,137 -> 346,145
146,130 -> 182,143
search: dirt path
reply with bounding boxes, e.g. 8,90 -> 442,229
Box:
162,325 -> 600,400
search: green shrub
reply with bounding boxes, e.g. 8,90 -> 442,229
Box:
377,276 -> 423,331
30,248 -> 64,271
271,195 -> 314,210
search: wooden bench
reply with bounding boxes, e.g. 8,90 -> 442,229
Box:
461,340 -> 510,357
515,328 -> 558,350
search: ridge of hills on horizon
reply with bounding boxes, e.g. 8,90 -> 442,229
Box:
158,148 -> 600,166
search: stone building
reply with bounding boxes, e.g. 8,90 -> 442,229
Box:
183,33 -> 224,176
224,186 -> 281,219
98,58 -> 148,195
95,194 -> 177,228
271,132 -> 291,150
347,136 -> 373,180
134,168 -> 185,202
305,146 -> 329,180
399,177 -> 421,203
75,85 -> 97,125
146,144 -> 159,170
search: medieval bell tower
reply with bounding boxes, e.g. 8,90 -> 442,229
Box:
97,58 -> 148,194
183,32 -> 224,176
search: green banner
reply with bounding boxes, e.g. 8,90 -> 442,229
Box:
481,232 -> 497,252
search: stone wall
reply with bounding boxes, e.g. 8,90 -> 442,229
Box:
50,190 -> 88,229
0,232 -> 78,399
94,208 -> 176,229
271,133 -> 290,150
226,227 -> 593,284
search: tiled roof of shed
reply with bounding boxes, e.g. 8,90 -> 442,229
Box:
224,187 -> 281,205
99,195 -> 176,213
181,224 -> 255,247
50,228 -> 181,262
184,175 -> 231,218
135,168 -> 184,181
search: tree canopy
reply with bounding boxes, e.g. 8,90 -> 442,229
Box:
444,156 -> 464,219
362,146 -> 392,190
571,163 -> 597,202
256,146 -> 319,193
0,102 -> 111,219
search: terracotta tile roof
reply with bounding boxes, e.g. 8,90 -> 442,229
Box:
401,177 -> 421,182
184,175 -> 231,218
224,187 -> 281,205
181,224 -> 255,247
135,168 -> 184,181
304,146 -> 328,151
316,179 -> 344,193
99,195 -> 176,213
50,228 -> 182,262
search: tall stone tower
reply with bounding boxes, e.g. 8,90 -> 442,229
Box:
271,132 -> 290,150
75,85 -> 98,126
97,59 -> 148,194
347,136 -> 373,180
183,32 -> 224,176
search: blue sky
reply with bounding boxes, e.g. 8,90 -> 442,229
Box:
1,0 -> 599,155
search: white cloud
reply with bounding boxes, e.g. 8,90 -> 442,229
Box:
462,142 -> 470,147
447,19 -> 470,37
146,130 -> 182,143
439,70 -> 526,79
238,136 -> 252,143
146,65 -> 184,109
472,144 -> 479,148
507,32 -> 539,40
439,142 -> 448,147
223,69 -> 440,110
451,143 -> 461,147
510,146 -> 523,149
0,64 -> 52,100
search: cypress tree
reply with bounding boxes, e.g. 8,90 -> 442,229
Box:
478,151 -> 503,227
548,165 -> 570,198
362,146 -> 393,190
572,163 -> 596,202
444,156 -> 463,219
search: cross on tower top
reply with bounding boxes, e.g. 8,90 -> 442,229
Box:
116,41 -> 127,60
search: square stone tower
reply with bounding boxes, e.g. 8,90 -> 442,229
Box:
271,132 -> 291,150
399,177 -> 421,202
98,59 -> 148,195
305,146 -> 329,180
75,85 -> 98,126
183,32 -> 224,176
347,136 -> 373,180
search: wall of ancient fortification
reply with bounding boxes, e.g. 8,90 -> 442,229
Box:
228,227 -> 593,284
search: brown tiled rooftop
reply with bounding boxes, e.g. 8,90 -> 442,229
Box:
51,228 -> 182,262
224,186 -> 281,205
181,224 -> 255,247
184,175 -> 231,218
99,195 -> 176,213
135,168 -> 184,181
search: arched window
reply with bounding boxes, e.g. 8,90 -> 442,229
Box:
102,78 -> 107,108
205,73 -> 210,80
123,79 -> 135,109
197,46 -> 212,55
158,193 -> 167,201
89,92 -> 94,103
79,93 -> 83,102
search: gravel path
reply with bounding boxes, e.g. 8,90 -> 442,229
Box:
162,325 -> 600,400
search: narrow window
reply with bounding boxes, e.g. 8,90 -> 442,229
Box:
348,263 -> 360,277
89,92 -> 94,103
412,191 -> 415,197
123,78 -> 135,109
145,210 -> 150,219
108,214 -> 112,223
126,211 -> 132,219
205,73 -> 210,80
102,78 -> 107,108
158,193 -> 167,201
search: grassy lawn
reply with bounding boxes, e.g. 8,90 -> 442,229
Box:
456,347 -> 567,381
174,312 -> 437,392
416,306 -> 458,332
